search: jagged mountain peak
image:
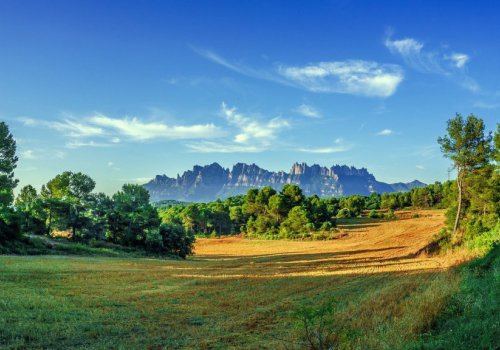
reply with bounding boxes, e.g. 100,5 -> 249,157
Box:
143,162 -> 425,202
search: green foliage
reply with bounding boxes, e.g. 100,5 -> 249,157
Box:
336,208 -> 351,218
158,223 -> 195,258
280,206 -> 312,237
384,209 -> 397,220
438,114 -> 495,238
0,121 -> 19,207
408,243 -> 500,350
292,298 -> 352,350
368,210 -> 383,219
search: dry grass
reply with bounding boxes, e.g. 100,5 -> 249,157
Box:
0,210 -> 467,349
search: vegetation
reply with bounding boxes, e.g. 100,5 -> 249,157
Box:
0,122 -> 194,259
408,242 -> 499,350
0,211 -> 465,350
158,182 -> 455,240
436,115 -> 499,250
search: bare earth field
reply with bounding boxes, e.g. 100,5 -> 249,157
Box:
0,210 -> 468,349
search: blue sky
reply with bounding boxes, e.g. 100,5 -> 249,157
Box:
1,0 -> 499,194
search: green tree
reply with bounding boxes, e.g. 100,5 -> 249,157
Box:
0,121 -> 19,243
15,185 -> 46,235
0,121 -> 19,207
438,114 -> 493,237
281,184 -> 304,211
280,206 -> 311,236
109,184 -> 160,246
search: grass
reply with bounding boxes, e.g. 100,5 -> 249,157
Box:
407,243 -> 499,350
0,210 -> 494,349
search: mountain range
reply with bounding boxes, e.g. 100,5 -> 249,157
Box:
143,162 -> 425,203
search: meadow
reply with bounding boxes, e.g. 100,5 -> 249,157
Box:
0,210 -> 486,349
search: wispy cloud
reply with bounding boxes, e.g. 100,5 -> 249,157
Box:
19,112 -> 226,148
221,102 -> 289,145
21,149 -> 36,159
297,138 -> 351,154
193,47 -> 404,97
416,165 -> 425,170
294,104 -> 322,118
445,53 -> 469,69
89,114 -> 224,141
187,102 -> 290,153
191,46 -> 290,86
385,33 -> 478,91
186,141 -> 262,153
377,129 -> 394,136
65,140 -> 116,149
473,101 -> 500,109
279,60 -> 404,97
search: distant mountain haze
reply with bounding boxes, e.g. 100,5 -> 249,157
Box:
143,162 -> 426,202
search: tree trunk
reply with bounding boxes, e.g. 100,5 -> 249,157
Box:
453,171 -> 462,240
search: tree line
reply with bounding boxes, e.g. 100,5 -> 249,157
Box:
0,122 -> 194,257
158,181 -> 454,239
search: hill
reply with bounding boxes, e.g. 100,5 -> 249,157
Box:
143,162 -> 425,202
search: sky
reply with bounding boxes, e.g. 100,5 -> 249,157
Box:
1,0 -> 499,195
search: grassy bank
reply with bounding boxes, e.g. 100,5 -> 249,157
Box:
407,243 -> 499,349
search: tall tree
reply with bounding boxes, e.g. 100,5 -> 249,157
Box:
438,114 -> 493,237
0,121 -> 18,208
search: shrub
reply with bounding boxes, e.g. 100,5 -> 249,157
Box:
159,223 -> 195,259
336,208 -> 351,218
384,209 -> 397,220
292,298 -> 352,350
368,210 -> 382,219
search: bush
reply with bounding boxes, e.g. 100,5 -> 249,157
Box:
159,223 -> 195,259
145,228 -> 164,254
320,221 -> 333,231
292,298 -> 352,349
336,208 -> 351,218
368,210 -> 382,218
0,210 -> 21,244
384,209 -> 397,220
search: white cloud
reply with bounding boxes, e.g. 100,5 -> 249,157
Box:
473,101 -> 500,109
221,102 -> 290,145
445,53 -> 469,68
89,114 -> 224,141
385,34 -> 478,91
385,38 -> 424,57
416,165 -> 425,170
377,129 -> 394,136
191,47 -> 290,86
49,119 -> 105,137
21,112 -> 226,145
278,60 -> 404,97
298,146 -> 350,154
187,102 -> 290,153
21,149 -> 36,159
294,104 -> 321,118
186,141 -> 262,153
18,117 -> 38,126
193,47 -> 403,97
54,151 -> 66,159
108,162 -> 114,166
297,138 -> 351,154
65,140 -> 115,149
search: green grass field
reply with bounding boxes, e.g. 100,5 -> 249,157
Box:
1,211 -> 497,349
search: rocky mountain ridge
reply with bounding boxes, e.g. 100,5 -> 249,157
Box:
143,162 -> 426,202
